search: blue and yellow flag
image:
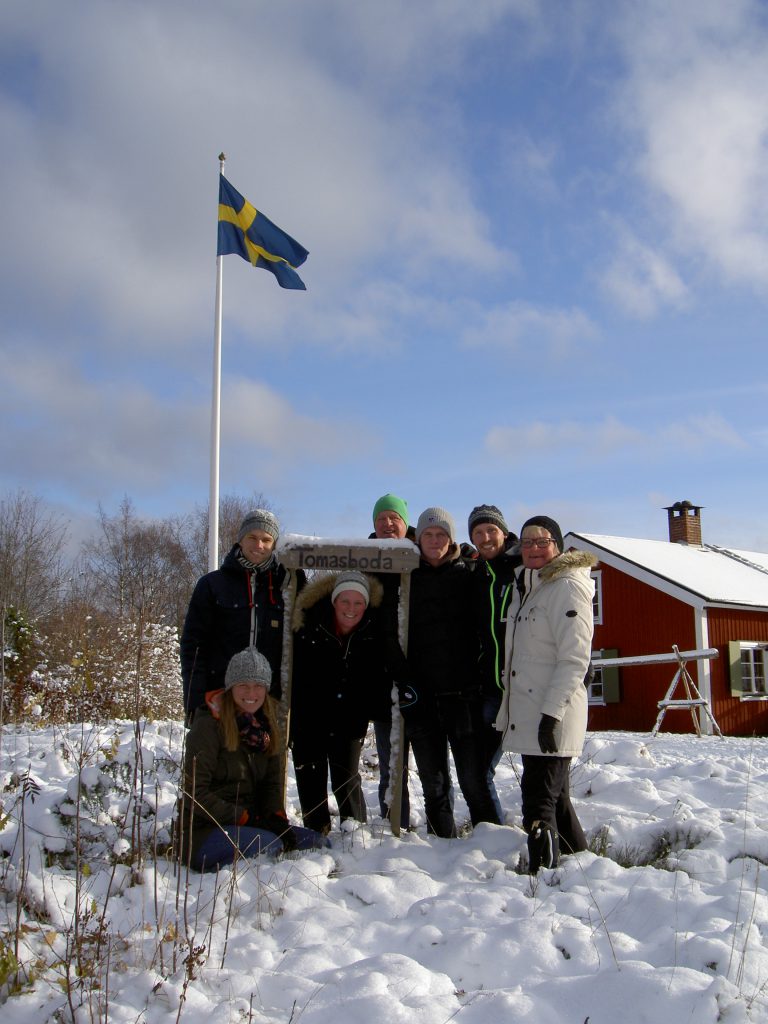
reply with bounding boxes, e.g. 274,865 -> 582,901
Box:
217,175 -> 308,290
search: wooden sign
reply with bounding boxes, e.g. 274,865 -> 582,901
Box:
278,535 -> 420,574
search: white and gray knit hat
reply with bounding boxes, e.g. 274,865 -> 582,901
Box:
331,570 -> 371,606
237,509 -> 280,544
224,647 -> 272,692
416,507 -> 456,544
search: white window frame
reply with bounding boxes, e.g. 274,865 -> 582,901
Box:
739,643 -> 768,700
587,664 -> 606,705
591,570 -> 603,625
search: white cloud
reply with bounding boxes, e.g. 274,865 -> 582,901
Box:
0,0 -> 515,358
496,130 -> 560,200
615,0 -> 768,290
462,302 -> 599,357
0,341 -> 372,504
221,377 -> 374,461
600,223 -> 690,317
485,412 -> 748,461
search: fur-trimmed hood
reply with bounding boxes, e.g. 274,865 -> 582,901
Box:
292,572 -> 384,631
537,549 -> 598,582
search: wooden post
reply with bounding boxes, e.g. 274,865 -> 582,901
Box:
277,567 -> 299,804
387,570 -> 411,837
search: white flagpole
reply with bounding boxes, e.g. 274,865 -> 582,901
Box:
208,152 -> 226,572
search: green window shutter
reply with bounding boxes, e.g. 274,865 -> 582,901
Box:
599,648 -> 620,703
728,641 -> 744,697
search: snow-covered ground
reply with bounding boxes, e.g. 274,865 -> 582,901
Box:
2,722 -> 767,1023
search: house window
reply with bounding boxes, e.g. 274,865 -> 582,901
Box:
589,648 -> 620,704
728,642 -> 768,700
592,570 -> 603,625
587,665 -> 605,705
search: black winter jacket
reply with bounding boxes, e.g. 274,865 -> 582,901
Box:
290,574 -> 404,744
406,545 -> 481,703
471,541 -> 522,699
180,545 -> 290,713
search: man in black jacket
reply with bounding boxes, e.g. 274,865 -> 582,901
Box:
468,504 -> 521,821
180,510 -> 290,718
403,507 -> 501,838
368,493 -> 415,827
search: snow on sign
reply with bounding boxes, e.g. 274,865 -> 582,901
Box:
278,534 -> 420,573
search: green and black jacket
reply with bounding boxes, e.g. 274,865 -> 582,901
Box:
471,541 -> 522,700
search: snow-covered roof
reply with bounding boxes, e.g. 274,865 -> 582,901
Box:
564,531 -> 768,609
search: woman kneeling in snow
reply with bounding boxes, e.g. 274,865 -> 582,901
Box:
178,647 -> 328,871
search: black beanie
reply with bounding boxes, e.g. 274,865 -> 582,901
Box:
467,504 -> 509,538
520,515 -> 564,553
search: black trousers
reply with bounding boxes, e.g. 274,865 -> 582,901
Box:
406,696 -> 501,838
520,754 -> 587,861
292,736 -> 366,833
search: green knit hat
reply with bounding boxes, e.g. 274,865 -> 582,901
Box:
372,493 -> 409,527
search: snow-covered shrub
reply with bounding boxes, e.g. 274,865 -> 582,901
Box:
22,618 -> 182,724
1,606 -> 46,720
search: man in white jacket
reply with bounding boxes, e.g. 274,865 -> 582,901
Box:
495,516 -> 597,872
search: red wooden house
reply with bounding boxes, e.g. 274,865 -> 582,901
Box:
564,501 -> 768,737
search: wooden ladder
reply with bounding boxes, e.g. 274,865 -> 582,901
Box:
651,644 -> 723,737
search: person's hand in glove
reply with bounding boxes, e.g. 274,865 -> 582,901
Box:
260,812 -> 298,851
537,714 -> 558,754
397,683 -> 422,723
278,825 -> 298,852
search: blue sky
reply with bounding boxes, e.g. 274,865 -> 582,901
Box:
1,0 -> 767,551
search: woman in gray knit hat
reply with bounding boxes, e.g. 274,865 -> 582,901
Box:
178,647 -> 328,870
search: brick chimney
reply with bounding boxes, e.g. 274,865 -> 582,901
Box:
664,500 -> 703,545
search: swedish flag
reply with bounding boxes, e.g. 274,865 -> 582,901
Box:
217,175 -> 308,290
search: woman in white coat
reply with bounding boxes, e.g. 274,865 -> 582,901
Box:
495,516 -> 597,872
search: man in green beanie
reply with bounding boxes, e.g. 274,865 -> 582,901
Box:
368,493 -> 416,827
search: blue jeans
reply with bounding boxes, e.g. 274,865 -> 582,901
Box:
373,718 -> 411,827
193,825 -> 329,871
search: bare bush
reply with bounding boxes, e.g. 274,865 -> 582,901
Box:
0,489 -> 275,723
0,489 -> 68,618
82,497 -> 197,631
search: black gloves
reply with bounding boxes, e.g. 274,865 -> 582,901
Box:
537,714 -> 558,754
398,683 -> 419,711
260,812 -> 297,851
279,826 -> 298,852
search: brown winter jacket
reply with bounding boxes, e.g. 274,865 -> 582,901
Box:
178,704 -> 284,864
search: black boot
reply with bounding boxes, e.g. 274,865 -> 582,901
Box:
528,820 -> 559,873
